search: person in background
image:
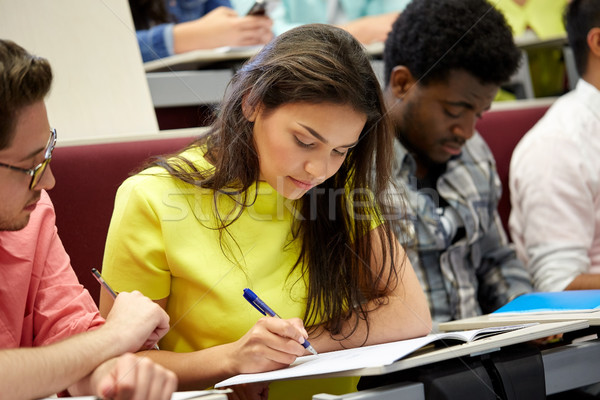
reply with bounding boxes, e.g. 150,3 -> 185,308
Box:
382,0 -> 533,325
0,39 -> 176,399
131,0 -> 273,62
495,0 -> 568,40
231,0 -> 409,44
100,23 -> 431,400
510,0 -> 600,292
494,0 -> 570,98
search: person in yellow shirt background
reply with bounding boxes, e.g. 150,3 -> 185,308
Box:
495,0 -> 570,98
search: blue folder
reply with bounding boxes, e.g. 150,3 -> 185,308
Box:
493,290 -> 600,314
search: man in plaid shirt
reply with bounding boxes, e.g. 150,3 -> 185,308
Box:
382,0 -> 533,324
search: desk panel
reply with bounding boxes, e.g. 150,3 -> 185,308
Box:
148,70 -> 233,107
312,329 -> 600,399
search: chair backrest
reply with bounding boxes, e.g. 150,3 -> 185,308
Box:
51,135 -> 196,304
476,102 -> 552,237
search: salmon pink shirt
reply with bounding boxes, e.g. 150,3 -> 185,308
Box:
0,190 -> 103,348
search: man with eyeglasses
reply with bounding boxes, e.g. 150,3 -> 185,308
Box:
0,40 -> 177,398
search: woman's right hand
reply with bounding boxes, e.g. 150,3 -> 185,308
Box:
226,317 -> 310,374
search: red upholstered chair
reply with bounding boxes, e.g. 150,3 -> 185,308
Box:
476,102 -> 552,238
50,135 -> 197,304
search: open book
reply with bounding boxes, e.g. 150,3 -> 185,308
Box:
492,290 -> 600,315
215,324 -> 534,388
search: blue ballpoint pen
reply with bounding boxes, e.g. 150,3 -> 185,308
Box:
91,268 -> 160,351
243,288 -> 318,356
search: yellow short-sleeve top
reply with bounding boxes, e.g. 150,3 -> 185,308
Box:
494,0 -> 567,39
102,146 -> 358,398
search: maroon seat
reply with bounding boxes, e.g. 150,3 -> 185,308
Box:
50,135 -> 197,304
476,104 -> 551,237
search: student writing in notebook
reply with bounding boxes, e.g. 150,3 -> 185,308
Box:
382,0 -> 533,325
0,39 -> 176,399
130,0 -> 273,62
99,23 -> 431,400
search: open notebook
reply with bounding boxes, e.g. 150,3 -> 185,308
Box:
215,324 -> 536,387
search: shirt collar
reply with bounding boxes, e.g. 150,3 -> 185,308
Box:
575,78 -> 600,120
392,138 -> 417,179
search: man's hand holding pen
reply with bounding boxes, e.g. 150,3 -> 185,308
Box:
92,268 -> 163,351
103,290 -> 170,353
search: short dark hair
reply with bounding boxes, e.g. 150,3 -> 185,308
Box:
384,0 -> 521,87
565,0 -> 600,76
0,39 -> 52,150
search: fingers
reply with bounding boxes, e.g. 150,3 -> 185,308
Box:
176,7 -> 272,50
97,354 -> 177,400
237,15 -> 273,31
287,318 -> 309,341
105,291 -> 170,353
256,317 -> 308,352
235,31 -> 274,47
230,17 -> 273,46
233,317 -> 310,373
209,6 -> 239,17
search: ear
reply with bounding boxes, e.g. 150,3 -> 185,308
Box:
588,27 -> 600,58
242,96 -> 261,122
388,66 -> 416,99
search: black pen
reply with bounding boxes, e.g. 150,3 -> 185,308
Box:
91,268 -> 160,351
91,268 -> 118,298
243,288 -> 318,356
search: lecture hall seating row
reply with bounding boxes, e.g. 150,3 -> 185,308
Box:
49,100 -> 552,304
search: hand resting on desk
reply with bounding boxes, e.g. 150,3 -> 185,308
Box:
173,7 -> 273,55
72,353 -> 177,400
68,291 -> 176,399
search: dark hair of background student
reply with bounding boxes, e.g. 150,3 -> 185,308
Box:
0,40 -> 52,150
383,0 -> 521,87
151,23 -> 403,339
564,0 -> 600,76
128,0 -> 171,29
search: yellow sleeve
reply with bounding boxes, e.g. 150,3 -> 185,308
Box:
102,173 -> 172,300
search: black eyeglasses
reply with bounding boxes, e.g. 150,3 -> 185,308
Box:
0,128 -> 57,189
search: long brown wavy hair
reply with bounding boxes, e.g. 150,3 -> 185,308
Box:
152,24 -> 405,342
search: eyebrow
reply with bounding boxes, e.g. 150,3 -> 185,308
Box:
298,123 -> 359,148
443,100 -> 474,110
18,146 -> 45,163
443,100 -> 492,114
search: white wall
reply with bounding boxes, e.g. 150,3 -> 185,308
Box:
0,0 -> 159,143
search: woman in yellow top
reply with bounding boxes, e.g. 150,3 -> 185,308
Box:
100,23 -> 431,400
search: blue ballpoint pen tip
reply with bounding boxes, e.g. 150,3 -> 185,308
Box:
305,343 -> 318,356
